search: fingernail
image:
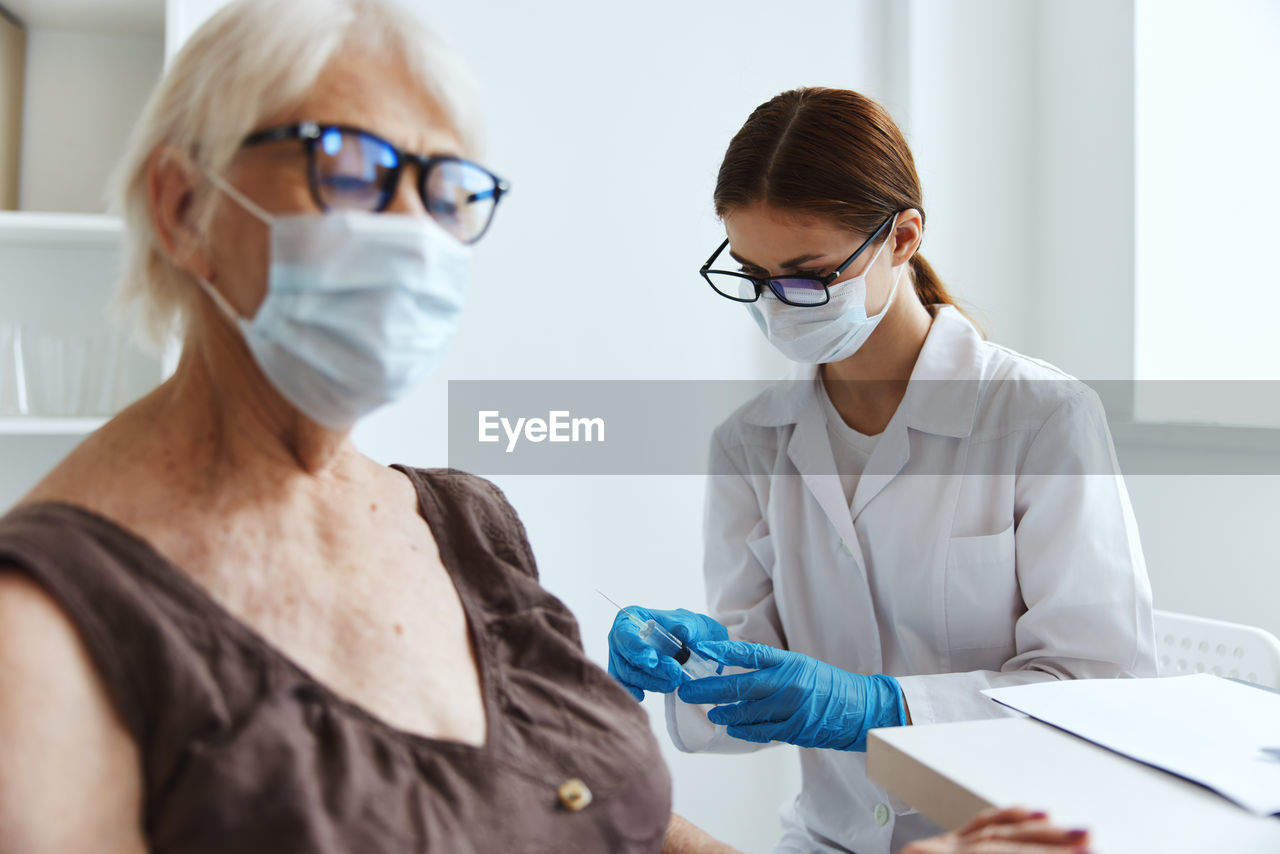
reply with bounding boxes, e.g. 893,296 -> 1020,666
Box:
1029,811 -> 1048,819
1066,829 -> 1088,840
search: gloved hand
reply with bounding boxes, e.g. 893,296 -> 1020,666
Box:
677,639 -> 905,751
607,607 -> 729,701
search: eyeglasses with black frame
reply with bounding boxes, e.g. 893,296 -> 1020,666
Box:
242,121 -> 510,244
700,213 -> 896,307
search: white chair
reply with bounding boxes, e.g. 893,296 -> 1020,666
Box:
1154,609 -> 1280,690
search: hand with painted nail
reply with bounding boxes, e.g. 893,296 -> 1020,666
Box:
898,807 -> 1091,854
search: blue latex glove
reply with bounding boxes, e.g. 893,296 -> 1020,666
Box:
607,607 -> 729,701
678,639 -> 906,751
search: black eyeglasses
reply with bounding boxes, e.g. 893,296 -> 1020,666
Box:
700,213 -> 896,306
242,121 -> 510,244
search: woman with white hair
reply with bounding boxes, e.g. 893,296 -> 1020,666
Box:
0,0 -> 731,850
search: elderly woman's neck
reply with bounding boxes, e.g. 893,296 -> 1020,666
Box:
153,332 -> 358,480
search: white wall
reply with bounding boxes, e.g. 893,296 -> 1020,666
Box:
894,0 -> 1038,351
1031,0 -> 1137,382
19,28 -> 163,211
894,0 -> 1137,379
1124,470 -> 1280,640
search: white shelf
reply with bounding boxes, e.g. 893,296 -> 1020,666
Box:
0,416 -> 107,435
0,210 -> 124,247
1,0 -> 164,35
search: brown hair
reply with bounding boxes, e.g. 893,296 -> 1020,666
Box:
714,87 -> 960,313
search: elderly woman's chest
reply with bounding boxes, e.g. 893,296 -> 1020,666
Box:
160,505 -> 488,747
151,624 -> 672,854
148,521 -> 673,854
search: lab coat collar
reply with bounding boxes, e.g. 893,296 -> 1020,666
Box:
738,305 -> 984,440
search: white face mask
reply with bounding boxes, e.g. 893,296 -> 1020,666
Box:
198,175 -> 471,430
747,215 -> 902,364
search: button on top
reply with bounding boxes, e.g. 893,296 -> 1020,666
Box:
874,802 -> 890,826
557,778 -> 592,812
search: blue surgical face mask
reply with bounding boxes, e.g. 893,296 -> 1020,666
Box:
747,215 -> 902,364
197,175 -> 471,430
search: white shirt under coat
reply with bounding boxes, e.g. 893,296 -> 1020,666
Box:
666,305 -> 1157,854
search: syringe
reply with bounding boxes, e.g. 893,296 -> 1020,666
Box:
598,590 -> 721,680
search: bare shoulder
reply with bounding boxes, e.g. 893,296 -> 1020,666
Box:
0,569 -> 92,673
0,570 -> 147,853
18,413 -> 169,534
21,420 -> 131,503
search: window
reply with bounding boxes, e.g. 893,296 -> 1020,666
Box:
1134,0 -> 1280,424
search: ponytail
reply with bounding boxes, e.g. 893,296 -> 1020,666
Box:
910,252 -> 984,336
908,253 -> 949,307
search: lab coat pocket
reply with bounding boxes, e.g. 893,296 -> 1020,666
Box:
944,524 -> 1019,652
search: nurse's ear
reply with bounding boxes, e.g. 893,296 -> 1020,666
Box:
889,209 -> 924,265
146,145 -> 214,283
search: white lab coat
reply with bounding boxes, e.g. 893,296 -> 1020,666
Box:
666,305 -> 1156,854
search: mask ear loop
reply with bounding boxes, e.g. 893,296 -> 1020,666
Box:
207,172 -> 274,225
867,214 -> 903,320
865,216 -> 896,271
194,272 -> 245,326
831,212 -> 897,291
193,173 -> 276,325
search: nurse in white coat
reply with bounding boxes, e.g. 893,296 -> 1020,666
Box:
607,87 -> 1156,854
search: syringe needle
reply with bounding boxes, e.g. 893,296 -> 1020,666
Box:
596,589 -> 646,628
596,588 -> 625,610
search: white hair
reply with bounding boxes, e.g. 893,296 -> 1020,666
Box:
111,0 -> 481,348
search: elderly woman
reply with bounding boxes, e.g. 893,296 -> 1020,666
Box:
0,0 -> 726,851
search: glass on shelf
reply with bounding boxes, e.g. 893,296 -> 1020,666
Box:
0,322 -> 130,418
0,322 -> 25,415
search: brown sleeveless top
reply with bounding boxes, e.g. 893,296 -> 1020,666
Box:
0,466 -> 671,852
